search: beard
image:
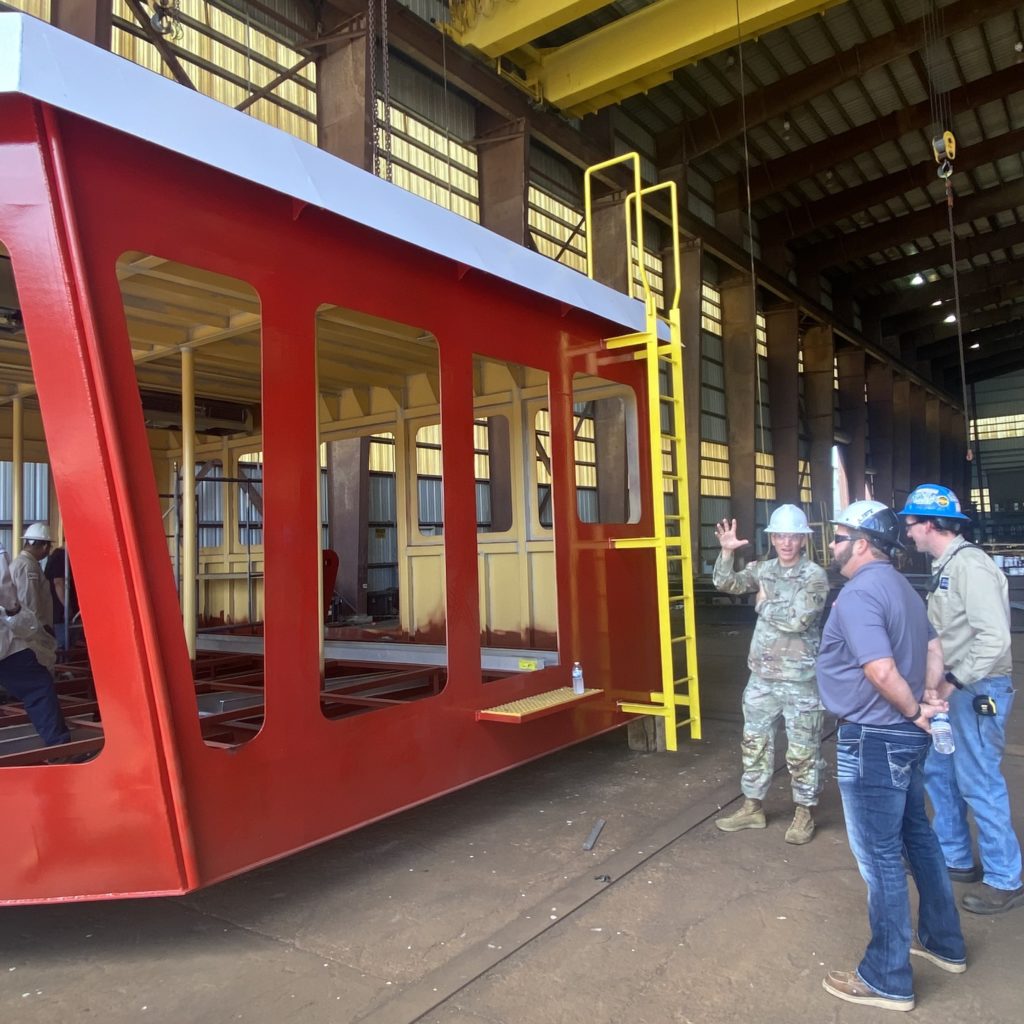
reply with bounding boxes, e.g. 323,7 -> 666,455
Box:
828,545 -> 853,577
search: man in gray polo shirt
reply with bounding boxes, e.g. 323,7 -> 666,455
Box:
816,501 -> 964,1013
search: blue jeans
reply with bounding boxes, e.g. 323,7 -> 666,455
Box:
0,648 -> 71,746
924,675 -> 1022,891
837,722 -> 965,1000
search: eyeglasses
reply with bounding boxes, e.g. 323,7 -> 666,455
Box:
832,535 -> 854,545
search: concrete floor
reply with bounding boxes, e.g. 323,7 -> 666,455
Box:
2,626 -> 1022,1024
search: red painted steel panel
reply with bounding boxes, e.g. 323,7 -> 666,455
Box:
0,96 -> 662,903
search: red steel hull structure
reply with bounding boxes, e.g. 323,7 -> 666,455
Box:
0,15 -> 665,903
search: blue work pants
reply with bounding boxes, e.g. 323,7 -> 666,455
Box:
924,676 -> 1022,891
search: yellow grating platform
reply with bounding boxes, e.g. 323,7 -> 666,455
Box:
476,687 -> 601,724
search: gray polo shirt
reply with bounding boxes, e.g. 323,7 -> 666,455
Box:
817,560 -> 935,726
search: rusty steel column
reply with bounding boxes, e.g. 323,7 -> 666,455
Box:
837,346 -> 867,502
802,324 -> 835,520
766,304 -> 800,503
317,14 -> 374,170
477,110 -> 529,245
892,377 -> 912,508
721,273 -> 757,535
866,361 -> 895,507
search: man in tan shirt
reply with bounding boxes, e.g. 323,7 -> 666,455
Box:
901,483 -> 1022,916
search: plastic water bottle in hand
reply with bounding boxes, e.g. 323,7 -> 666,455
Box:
571,661 -> 585,695
931,712 -> 955,754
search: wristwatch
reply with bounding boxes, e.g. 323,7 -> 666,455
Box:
902,704 -> 922,723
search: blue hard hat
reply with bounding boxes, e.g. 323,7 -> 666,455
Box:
898,484 -> 970,521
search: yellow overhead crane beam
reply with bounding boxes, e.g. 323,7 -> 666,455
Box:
458,0 -> 846,116
450,1 -> 610,58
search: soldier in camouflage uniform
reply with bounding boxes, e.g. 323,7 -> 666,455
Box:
712,504 -> 829,844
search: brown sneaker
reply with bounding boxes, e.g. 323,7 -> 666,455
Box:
910,936 -> 966,973
822,971 -> 914,1012
715,798 -> 765,832
962,883 -> 1024,915
785,805 -> 815,845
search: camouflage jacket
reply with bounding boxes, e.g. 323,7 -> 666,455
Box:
713,552 -> 829,682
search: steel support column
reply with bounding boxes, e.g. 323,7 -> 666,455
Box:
765,305 -> 800,503
721,274 -> 757,535
590,194 -> 630,295
317,14 -> 373,170
11,394 -> 23,545
674,238 -> 702,561
908,385 -> 927,488
53,0 -> 113,49
477,110 -> 529,245
838,347 -> 866,502
866,361 -> 895,506
892,378 -> 912,508
326,437 -> 370,617
802,324 -> 835,520
181,348 -> 197,661
925,396 -> 942,482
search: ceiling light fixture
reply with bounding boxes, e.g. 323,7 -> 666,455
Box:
944,313 -> 957,323
931,299 -> 942,306
911,273 -> 925,285
970,342 -> 981,349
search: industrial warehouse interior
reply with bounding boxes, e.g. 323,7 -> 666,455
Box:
0,0 -> 1022,1021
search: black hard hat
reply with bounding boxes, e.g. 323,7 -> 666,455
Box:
831,500 -> 905,552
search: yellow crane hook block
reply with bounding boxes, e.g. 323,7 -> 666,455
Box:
933,130 -> 956,178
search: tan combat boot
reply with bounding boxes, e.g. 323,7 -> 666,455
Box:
785,805 -> 815,845
715,798 -> 766,832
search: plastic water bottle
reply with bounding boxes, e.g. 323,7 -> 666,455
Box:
931,712 -> 955,754
571,661 -> 585,695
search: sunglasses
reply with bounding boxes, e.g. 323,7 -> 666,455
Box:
832,535 -> 855,545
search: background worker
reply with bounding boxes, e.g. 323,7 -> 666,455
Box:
0,580 -> 68,749
712,504 -> 828,845
900,483 -> 1022,915
11,522 -> 54,630
817,500 -> 964,1012
44,544 -> 76,652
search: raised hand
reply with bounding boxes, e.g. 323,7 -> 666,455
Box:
715,518 -> 750,553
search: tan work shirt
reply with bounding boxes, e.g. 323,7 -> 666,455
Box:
11,550 -> 53,628
926,535 -> 1012,685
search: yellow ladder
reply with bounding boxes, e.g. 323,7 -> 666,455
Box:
583,155 -> 701,751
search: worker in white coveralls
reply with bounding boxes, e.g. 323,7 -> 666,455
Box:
712,504 -> 829,844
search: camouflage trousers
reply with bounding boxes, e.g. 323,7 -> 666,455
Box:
739,673 -> 825,806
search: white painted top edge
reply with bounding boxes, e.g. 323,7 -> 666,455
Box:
0,13 -> 666,339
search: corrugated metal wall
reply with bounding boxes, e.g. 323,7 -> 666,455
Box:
0,462 -> 50,554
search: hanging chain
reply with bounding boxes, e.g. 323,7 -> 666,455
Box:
380,0 -> 393,182
368,0 -> 379,176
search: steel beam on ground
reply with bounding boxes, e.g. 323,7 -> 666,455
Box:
195,632 -> 559,672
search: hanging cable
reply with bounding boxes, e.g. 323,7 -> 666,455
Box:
735,0 -> 770,545
921,0 -> 973,462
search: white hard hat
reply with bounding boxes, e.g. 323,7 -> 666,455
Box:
22,523 -> 52,543
765,504 -> 812,535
